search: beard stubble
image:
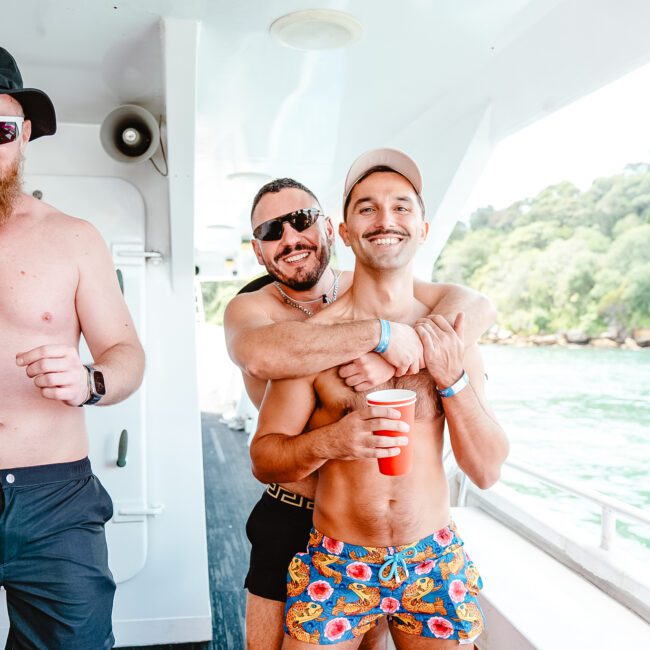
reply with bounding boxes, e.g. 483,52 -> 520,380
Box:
0,154 -> 23,227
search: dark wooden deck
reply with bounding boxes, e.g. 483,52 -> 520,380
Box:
118,412 -> 261,650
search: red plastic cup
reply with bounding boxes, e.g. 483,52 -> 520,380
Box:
366,389 -> 417,476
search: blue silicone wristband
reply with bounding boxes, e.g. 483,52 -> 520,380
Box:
437,371 -> 470,398
374,319 -> 391,354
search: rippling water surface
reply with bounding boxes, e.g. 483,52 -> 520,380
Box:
480,344 -> 650,559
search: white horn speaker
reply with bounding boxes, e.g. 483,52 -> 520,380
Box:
100,104 -> 160,163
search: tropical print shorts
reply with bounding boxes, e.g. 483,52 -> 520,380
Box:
284,522 -> 484,645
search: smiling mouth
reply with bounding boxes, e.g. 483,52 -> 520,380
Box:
366,236 -> 404,246
283,251 -> 311,263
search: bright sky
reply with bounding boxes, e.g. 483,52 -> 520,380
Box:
461,61 -> 650,220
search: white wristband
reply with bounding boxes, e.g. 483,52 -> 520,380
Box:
437,371 -> 469,398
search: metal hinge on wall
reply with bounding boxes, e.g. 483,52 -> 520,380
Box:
112,503 -> 165,524
112,243 -> 164,265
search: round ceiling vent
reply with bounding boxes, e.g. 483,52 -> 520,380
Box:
270,9 -> 363,51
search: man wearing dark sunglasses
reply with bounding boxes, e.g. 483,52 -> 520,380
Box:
224,168 -> 496,649
0,48 -> 144,649
249,150 -> 508,648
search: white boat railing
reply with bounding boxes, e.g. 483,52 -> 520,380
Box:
456,457 -> 650,551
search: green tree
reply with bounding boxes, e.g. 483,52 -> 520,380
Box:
434,164 -> 650,337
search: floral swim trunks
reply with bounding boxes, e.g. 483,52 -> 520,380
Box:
284,522 -> 485,645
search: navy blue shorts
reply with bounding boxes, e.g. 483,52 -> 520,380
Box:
0,458 -> 116,650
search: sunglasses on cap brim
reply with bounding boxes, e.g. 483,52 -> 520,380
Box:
253,208 -> 322,242
0,116 -> 24,145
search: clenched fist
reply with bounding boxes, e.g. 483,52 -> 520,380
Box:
16,344 -> 89,407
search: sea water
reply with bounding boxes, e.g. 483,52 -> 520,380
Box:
480,344 -> 650,561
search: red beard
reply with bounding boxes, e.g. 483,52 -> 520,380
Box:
0,154 -> 23,227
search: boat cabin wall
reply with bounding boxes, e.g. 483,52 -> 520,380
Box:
0,20 -> 212,646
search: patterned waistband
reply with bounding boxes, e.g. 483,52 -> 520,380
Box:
307,521 -> 462,561
266,483 -> 315,510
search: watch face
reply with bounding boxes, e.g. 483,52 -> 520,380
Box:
93,370 -> 106,395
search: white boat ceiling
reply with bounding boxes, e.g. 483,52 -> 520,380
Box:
7,0 -> 650,251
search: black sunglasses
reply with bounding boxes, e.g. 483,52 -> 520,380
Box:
0,116 -> 23,145
253,208 -> 322,242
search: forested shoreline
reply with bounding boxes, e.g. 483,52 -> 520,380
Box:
434,163 -> 650,348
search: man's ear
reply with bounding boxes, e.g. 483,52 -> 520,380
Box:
324,216 -> 335,241
338,222 -> 351,247
21,119 -> 31,149
250,239 -> 266,266
419,220 -> 429,244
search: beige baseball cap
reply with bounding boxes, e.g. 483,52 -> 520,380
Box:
343,148 -> 423,205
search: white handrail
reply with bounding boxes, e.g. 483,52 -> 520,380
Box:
504,459 -> 650,526
499,458 -> 650,550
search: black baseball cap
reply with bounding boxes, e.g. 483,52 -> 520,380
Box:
0,47 -> 56,140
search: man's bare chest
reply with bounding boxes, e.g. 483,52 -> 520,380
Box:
0,243 -> 79,336
311,368 -> 442,426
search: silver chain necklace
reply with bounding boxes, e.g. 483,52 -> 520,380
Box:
274,268 -> 340,317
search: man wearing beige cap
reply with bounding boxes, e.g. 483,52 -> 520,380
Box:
227,150 -> 499,648
0,47 -> 144,648
250,148 -> 509,648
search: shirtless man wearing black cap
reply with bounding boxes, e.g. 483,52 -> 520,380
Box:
0,47 -> 144,649
225,159 -> 497,649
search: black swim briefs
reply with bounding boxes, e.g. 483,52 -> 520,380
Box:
244,485 -> 314,602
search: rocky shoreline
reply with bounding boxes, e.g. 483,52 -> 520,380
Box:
480,327 -> 650,350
